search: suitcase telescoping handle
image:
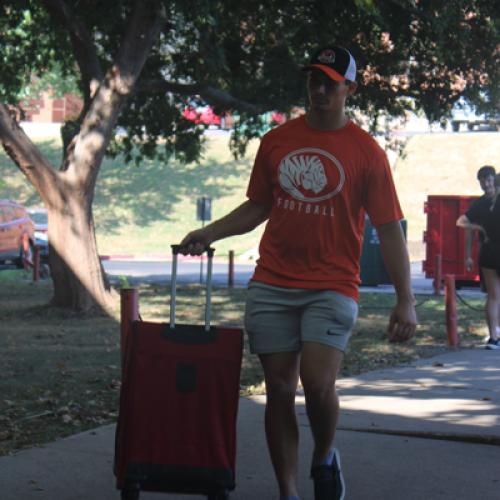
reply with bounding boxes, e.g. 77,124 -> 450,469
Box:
170,244 -> 215,332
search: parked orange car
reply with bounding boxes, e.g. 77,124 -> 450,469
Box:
0,199 -> 35,268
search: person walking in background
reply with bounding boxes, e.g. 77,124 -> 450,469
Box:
179,45 -> 417,500
463,166 -> 496,274
457,166 -> 500,350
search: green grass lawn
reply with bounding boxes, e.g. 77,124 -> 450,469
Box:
0,134 -> 262,258
1,130 -> 499,261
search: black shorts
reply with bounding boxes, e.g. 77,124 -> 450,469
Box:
479,242 -> 500,275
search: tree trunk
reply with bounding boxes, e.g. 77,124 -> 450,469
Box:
0,3 -> 165,313
47,193 -> 116,313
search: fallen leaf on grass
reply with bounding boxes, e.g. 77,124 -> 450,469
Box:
0,430 -> 12,441
106,379 -> 121,390
36,396 -> 56,406
102,411 -> 118,419
61,414 -> 73,424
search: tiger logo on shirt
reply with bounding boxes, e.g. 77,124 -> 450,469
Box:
278,147 -> 345,202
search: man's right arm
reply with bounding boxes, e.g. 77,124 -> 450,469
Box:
179,199 -> 271,255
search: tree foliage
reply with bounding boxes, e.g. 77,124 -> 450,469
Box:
2,0 -> 499,163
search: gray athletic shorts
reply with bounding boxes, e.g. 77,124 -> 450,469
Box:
244,281 -> 358,354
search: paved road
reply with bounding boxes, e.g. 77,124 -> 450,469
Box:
1,257 -> 483,297
102,257 -> 255,287
101,258 -> 485,298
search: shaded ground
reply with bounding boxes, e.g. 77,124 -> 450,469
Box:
0,271 -> 488,456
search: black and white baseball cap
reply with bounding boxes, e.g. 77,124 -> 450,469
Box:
303,46 -> 357,82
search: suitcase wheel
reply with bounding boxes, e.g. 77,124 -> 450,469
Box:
121,482 -> 140,500
207,490 -> 229,500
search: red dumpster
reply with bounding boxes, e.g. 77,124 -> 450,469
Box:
422,195 -> 481,285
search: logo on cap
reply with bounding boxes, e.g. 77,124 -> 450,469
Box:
317,49 -> 336,65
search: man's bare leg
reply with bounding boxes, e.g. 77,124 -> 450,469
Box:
259,351 -> 301,498
300,342 -> 344,465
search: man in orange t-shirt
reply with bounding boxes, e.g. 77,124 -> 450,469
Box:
180,45 -> 417,500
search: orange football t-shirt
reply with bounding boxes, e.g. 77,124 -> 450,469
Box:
246,115 -> 403,301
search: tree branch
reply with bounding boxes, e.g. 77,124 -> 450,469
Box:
70,0 -> 165,195
41,0 -> 103,100
137,79 -> 263,115
0,104 -> 59,205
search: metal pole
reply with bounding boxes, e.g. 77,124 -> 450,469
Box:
199,219 -> 205,284
444,275 -> 458,348
170,246 -> 178,328
228,250 -> 234,288
205,248 -> 214,331
33,246 -> 40,283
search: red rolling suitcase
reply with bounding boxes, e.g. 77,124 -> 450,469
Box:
115,246 -> 243,500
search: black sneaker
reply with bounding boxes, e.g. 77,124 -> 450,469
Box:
485,338 -> 500,350
310,448 -> 345,500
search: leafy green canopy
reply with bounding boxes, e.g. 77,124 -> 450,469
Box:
0,5 -> 76,101
1,0 -> 499,164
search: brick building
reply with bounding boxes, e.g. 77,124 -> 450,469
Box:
20,91 -> 83,123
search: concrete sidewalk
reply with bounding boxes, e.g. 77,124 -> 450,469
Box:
1,348 -> 499,500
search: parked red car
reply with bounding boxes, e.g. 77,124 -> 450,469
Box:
0,199 -> 35,268
182,105 -> 222,126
